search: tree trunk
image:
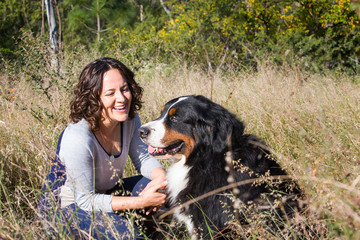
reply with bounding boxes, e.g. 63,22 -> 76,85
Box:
140,4 -> 143,22
159,0 -> 173,21
41,0 -> 45,37
54,0 -> 62,52
97,12 -> 101,42
44,0 -> 59,72
22,0 -> 31,29
96,0 -> 101,43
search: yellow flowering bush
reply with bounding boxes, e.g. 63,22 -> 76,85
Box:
107,0 -> 360,73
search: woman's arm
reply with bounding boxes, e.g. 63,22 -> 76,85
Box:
111,169 -> 167,211
60,121 -> 113,212
110,186 -> 167,211
150,166 -> 167,184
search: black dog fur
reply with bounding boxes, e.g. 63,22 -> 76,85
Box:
139,95 -> 301,238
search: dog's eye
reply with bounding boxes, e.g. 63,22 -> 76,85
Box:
170,116 -> 177,122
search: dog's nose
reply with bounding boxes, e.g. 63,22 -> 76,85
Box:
138,126 -> 150,139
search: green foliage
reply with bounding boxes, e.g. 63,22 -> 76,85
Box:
0,0 -> 42,59
104,1 -> 170,69
1,0 -> 359,73
106,0 -> 360,73
63,0 -> 137,48
161,0 -> 360,73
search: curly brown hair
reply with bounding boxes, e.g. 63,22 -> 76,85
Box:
70,57 -> 143,132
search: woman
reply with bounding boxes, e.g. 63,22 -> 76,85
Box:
39,57 -> 167,239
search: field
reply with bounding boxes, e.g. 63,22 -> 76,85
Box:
0,55 -> 359,239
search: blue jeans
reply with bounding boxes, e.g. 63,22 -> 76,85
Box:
40,175 -> 152,239
38,132 -> 153,239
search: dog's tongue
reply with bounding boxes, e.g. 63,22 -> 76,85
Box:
148,145 -> 165,154
148,145 -> 157,154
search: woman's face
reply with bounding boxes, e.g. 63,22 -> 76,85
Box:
99,68 -> 132,125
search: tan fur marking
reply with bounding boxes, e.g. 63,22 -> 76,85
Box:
162,128 -> 195,159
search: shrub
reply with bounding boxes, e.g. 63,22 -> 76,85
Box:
106,0 -> 360,74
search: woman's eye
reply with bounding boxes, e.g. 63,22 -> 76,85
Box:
122,85 -> 130,92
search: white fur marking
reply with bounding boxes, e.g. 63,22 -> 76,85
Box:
175,207 -> 195,238
166,156 -> 190,205
141,118 -> 166,147
166,155 -> 195,236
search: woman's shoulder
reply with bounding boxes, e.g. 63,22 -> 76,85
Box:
59,119 -> 94,163
67,119 -> 91,133
62,119 -> 93,144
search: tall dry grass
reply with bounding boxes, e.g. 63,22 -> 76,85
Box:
139,63 -> 360,238
0,56 -> 359,239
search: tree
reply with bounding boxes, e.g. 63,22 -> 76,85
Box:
146,0 -> 360,73
0,0 -> 42,59
64,0 -> 137,47
44,0 -> 59,72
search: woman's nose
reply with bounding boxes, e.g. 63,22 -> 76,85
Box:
115,91 -> 125,102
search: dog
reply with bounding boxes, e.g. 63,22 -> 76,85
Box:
139,95 -> 301,239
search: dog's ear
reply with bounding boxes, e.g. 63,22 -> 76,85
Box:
192,96 -> 245,154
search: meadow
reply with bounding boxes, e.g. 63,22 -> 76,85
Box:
0,53 -> 359,239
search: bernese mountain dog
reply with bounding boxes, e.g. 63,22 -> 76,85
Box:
139,95 -> 301,239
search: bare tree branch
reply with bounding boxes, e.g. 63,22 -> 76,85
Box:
159,0 -> 173,21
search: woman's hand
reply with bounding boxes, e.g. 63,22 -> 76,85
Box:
143,166 -> 167,193
140,167 -> 167,214
111,180 -> 166,212
139,180 -> 167,214
111,167 -> 167,213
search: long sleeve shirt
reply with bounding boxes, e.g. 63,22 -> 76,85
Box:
58,114 -> 163,212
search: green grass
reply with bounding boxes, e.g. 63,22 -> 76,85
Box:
1,52 -> 360,239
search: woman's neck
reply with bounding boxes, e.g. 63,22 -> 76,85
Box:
99,120 -> 120,137
96,121 -> 122,156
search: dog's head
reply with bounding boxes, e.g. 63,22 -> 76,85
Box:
139,95 -> 245,161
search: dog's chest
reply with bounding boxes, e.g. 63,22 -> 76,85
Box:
166,157 -> 191,205
166,157 -> 196,235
